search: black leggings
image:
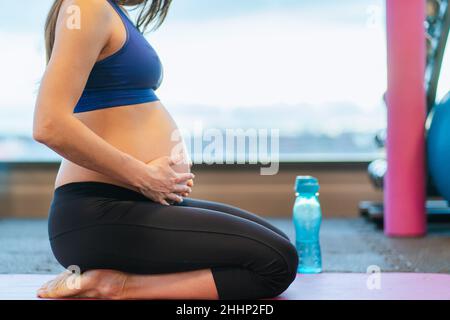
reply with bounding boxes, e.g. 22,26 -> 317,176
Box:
47,182 -> 298,300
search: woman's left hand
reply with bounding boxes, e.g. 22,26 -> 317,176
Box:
181,179 -> 194,198
180,160 -> 194,198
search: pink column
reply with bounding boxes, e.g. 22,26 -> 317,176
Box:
385,0 -> 426,236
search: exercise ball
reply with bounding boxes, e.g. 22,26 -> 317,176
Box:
427,92 -> 450,202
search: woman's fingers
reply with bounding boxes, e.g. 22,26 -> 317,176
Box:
142,155 -> 195,205
165,193 -> 183,204
172,184 -> 191,194
175,173 -> 195,184
159,198 -> 171,206
183,180 -> 194,197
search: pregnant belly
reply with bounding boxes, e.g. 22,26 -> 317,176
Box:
54,101 -> 190,190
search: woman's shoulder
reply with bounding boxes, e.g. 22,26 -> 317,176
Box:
57,0 -> 113,24
54,0 -> 114,38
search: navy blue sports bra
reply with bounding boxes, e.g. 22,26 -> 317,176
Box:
74,0 -> 163,113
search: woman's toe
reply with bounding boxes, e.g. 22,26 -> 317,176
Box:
36,271 -> 80,299
37,288 -> 48,298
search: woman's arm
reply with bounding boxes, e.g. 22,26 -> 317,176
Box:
33,0 -> 193,205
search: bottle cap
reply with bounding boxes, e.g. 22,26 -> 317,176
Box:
295,176 -> 319,193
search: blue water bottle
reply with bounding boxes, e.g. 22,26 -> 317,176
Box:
293,176 -> 322,273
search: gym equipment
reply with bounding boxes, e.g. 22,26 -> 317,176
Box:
384,0 -> 427,236
362,0 -> 450,231
427,93 -> 450,202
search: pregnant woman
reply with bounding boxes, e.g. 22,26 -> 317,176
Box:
33,0 -> 298,300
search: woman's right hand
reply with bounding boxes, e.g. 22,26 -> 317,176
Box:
136,155 -> 195,206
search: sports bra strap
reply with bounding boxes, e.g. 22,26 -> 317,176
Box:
107,0 -> 134,26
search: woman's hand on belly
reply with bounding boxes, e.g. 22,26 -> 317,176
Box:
138,155 -> 194,205
173,155 -> 193,197
182,179 -> 194,197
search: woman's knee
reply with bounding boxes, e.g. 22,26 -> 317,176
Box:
246,236 -> 298,298
268,239 -> 298,296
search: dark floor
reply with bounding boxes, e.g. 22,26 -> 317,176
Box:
1,218 -> 450,274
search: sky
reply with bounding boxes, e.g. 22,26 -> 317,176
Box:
155,7 -> 387,108
1,0 -> 443,138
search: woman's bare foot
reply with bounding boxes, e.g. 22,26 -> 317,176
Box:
37,269 -> 128,299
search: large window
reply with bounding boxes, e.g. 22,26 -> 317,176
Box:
0,0 -> 387,162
